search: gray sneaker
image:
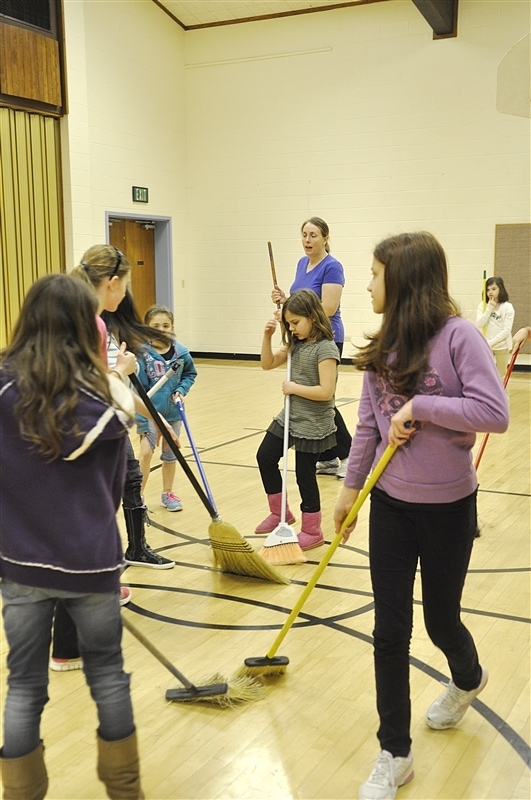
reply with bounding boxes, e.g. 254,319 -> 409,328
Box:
426,667 -> 488,730
336,458 -> 348,479
315,457 -> 340,475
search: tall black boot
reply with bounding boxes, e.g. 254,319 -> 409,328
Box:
123,507 -> 175,569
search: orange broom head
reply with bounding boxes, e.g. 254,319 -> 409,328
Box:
208,518 -> 290,584
258,521 -> 306,565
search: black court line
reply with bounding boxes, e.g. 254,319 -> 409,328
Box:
478,488 -> 531,498
124,586 -> 531,769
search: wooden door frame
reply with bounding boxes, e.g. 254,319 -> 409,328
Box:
105,211 -> 173,309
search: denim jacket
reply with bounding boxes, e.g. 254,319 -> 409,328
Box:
135,339 -> 197,431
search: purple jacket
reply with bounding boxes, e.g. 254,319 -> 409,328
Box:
0,371 -> 130,592
345,316 -> 510,503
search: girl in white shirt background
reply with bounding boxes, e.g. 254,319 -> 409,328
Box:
476,277 -> 515,377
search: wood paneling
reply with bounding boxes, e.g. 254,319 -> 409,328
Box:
0,20 -> 62,110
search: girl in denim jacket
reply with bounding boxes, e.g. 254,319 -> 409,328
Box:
136,305 -> 197,511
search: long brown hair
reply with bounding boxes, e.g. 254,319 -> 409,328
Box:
1,274 -> 114,461
101,290 -> 172,354
280,289 -> 334,349
354,232 -> 460,396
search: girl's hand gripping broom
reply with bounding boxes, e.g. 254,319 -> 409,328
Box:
259,352 -> 307,565
238,443 -> 398,677
129,372 -> 289,585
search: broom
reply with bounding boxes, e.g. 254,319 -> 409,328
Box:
268,240 -> 281,310
237,443 -> 398,677
121,613 -> 263,705
474,344 -> 520,472
259,352 -> 307,565
129,373 -> 289,584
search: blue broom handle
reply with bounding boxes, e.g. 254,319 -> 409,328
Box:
174,396 -> 218,515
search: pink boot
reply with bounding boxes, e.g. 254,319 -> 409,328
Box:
255,493 -> 296,534
298,511 -> 325,550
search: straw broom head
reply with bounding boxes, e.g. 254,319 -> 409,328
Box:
208,519 -> 290,584
166,671 -> 265,706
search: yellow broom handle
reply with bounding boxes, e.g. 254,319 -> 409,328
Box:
265,444 -> 397,659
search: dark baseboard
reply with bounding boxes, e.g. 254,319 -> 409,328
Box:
190,351 -> 355,366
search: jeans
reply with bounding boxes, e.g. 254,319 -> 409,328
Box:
256,431 -> 320,512
369,488 -> 481,756
1,581 -> 135,758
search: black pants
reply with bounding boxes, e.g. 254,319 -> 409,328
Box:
319,341 -> 352,461
122,436 -> 143,509
51,601 -> 79,659
256,431 -> 320,512
369,487 -> 480,756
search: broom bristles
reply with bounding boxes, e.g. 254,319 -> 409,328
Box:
259,542 -> 307,565
258,521 -> 307,565
208,519 -> 289,584
233,662 -> 288,679
167,672 -> 265,706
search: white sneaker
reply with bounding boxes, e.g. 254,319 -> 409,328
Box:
119,586 -> 132,606
315,457 -> 340,475
336,458 -> 348,479
426,666 -> 488,730
359,750 -> 414,799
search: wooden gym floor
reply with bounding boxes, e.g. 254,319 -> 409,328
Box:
1,360 -> 529,799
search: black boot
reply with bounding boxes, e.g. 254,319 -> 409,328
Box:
123,507 -> 175,569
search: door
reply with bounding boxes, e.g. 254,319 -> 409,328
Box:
109,218 -> 156,319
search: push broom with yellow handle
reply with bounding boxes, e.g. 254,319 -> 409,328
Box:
237,443 -> 398,678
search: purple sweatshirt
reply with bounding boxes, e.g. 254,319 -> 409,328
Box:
0,371 -> 132,592
345,316 -> 509,503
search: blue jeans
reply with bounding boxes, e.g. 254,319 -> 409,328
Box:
1,581 -> 135,758
369,488 -> 480,757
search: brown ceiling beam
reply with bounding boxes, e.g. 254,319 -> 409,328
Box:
411,0 -> 458,38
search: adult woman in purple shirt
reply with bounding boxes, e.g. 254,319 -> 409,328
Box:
272,217 -> 351,478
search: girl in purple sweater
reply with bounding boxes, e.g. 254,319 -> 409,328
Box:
333,232 -> 509,800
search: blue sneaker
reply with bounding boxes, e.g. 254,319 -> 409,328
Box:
161,492 -> 183,512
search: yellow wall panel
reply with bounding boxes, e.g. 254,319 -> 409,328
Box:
0,108 -> 63,348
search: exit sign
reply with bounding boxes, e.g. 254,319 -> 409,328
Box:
132,186 -> 149,203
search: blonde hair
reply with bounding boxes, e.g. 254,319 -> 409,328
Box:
71,244 -> 131,288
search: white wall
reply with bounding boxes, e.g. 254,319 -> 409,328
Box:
60,0 -> 188,323
61,0 -> 530,356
